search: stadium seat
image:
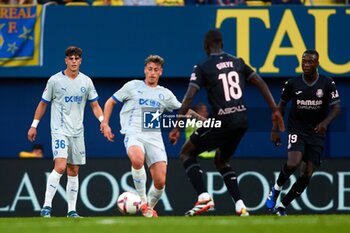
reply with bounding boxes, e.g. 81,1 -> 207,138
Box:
246,0 -> 271,6
156,0 -> 184,6
92,0 -> 124,6
65,2 -> 90,6
304,0 -> 343,5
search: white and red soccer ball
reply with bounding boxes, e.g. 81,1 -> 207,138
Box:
117,191 -> 142,214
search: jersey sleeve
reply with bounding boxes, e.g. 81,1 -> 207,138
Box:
189,65 -> 204,90
280,80 -> 293,103
112,80 -> 133,103
164,90 -> 182,112
87,78 -> 99,103
239,58 -> 255,81
41,78 -> 54,103
327,79 -> 341,106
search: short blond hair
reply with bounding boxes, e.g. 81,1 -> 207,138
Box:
144,55 -> 164,67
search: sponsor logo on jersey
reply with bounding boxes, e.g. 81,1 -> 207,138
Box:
295,91 -> 302,95
139,98 -> 161,108
296,99 -> 323,109
65,96 -> 83,104
316,89 -> 324,98
331,90 -> 339,99
218,105 -> 246,115
158,93 -> 165,100
190,73 -> 197,81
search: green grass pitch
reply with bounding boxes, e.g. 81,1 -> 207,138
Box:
0,215 -> 349,233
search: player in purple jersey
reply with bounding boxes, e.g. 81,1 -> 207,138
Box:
266,50 -> 341,216
169,29 -> 284,216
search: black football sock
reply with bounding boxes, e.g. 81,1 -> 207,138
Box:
281,176 -> 310,207
183,158 -> 207,195
220,166 -> 241,202
276,163 -> 297,187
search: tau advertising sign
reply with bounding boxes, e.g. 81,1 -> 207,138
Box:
216,8 -> 350,77
0,159 -> 349,217
0,6 -> 348,78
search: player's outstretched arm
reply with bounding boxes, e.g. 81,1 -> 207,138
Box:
250,74 -> 285,132
169,85 -> 198,145
90,100 -> 104,124
101,97 -> 117,142
28,101 -> 48,142
271,100 -> 286,147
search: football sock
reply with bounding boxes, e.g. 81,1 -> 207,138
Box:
276,163 -> 297,187
148,185 -> 164,209
235,199 -> 246,213
66,175 -> 79,212
43,169 -> 62,207
198,192 -> 212,201
131,166 -> 147,204
278,202 -> 286,209
274,183 -> 282,191
220,166 -> 241,202
183,158 -> 207,195
281,176 -> 310,207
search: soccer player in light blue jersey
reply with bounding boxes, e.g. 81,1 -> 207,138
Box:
101,55 -> 181,217
27,46 -> 104,218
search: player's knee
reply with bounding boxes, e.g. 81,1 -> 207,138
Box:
179,152 -> 191,162
153,177 -> 166,190
214,160 -> 229,170
286,161 -> 299,170
214,155 -> 229,170
179,141 -> 197,162
129,155 -> 144,169
131,160 -> 144,169
54,165 -> 66,174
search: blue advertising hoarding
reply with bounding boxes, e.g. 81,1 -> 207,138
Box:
0,6 -> 349,78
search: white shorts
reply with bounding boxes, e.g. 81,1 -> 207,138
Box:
51,134 -> 86,165
123,133 -> 167,167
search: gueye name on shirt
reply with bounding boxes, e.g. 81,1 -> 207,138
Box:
216,61 -> 234,70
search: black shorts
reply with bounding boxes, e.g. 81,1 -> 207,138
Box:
287,132 -> 325,166
189,125 -> 248,158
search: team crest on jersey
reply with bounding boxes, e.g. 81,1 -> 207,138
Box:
81,87 -> 86,93
316,89 -> 323,98
190,73 -> 197,81
158,93 -> 165,100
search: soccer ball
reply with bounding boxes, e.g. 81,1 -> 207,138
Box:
117,191 -> 142,214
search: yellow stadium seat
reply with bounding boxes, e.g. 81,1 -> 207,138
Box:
65,2 -> 90,6
156,0 -> 184,6
304,0 -> 343,5
92,0 -> 124,6
246,0 -> 271,6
